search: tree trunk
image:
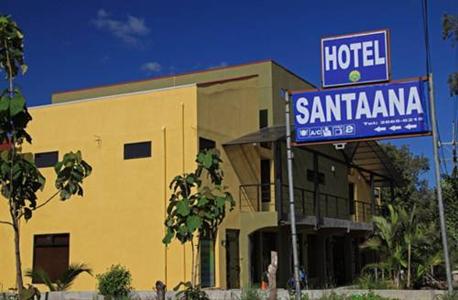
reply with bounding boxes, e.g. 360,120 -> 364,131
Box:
191,239 -> 195,286
12,217 -> 24,297
407,243 -> 411,288
268,251 -> 278,300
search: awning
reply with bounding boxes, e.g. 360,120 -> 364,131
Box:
223,126 -> 399,186
223,125 -> 286,146
343,141 -> 399,186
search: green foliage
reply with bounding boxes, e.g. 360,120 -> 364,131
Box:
25,263 -> 92,291
163,149 -> 234,245
54,151 -> 92,200
0,15 -> 92,294
0,15 -> 27,79
96,265 -> 132,298
174,281 -> 209,300
354,273 -> 392,290
442,173 -> 458,268
361,203 -> 443,288
435,291 -> 458,300
240,288 -> 265,300
314,292 -> 392,300
442,13 -> 458,95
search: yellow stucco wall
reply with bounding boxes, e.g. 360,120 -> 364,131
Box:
0,85 -> 199,291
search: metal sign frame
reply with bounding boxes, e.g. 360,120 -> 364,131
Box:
291,76 -> 432,146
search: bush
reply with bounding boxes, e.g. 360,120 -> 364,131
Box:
317,292 -> 393,300
240,288 -> 264,300
96,264 -> 132,298
353,274 -> 392,290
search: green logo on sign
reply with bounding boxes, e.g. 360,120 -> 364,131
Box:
349,70 -> 361,82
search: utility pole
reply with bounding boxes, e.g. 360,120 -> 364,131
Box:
428,74 -> 453,293
283,89 -> 302,300
442,120 -> 457,176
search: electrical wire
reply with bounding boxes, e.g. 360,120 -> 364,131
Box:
422,0 -> 450,175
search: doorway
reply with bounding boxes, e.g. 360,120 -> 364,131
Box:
226,229 -> 240,289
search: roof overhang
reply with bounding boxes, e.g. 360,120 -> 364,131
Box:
223,126 -> 399,186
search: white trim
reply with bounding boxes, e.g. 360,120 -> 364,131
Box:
30,83 -> 197,110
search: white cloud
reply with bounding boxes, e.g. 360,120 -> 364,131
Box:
141,62 -> 162,73
92,9 -> 150,45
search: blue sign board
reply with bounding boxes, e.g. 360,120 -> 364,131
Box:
292,79 -> 431,144
321,30 -> 390,88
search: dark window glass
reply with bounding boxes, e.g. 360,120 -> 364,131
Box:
124,141 -> 151,159
33,234 -> 69,283
307,169 -> 325,185
259,110 -> 271,148
259,110 -> 268,129
261,159 -> 271,202
200,238 -> 215,287
199,137 -> 216,151
35,151 -> 58,168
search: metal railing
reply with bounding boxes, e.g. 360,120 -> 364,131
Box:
239,183 -> 381,223
239,183 -> 274,211
354,200 -> 382,223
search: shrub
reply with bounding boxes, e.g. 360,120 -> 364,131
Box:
240,288 -> 264,300
353,274 -> 392,290
317,292 -> 392,300
96,264 -> 132,298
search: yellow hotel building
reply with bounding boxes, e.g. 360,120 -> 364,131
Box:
0,60 -> 396,291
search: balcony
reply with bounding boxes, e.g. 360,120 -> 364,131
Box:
239,183 -> 380,224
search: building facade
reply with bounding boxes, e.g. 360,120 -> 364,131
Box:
0,60 -> 396,291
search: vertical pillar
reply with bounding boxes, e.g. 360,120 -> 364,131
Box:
274,141 -> 283,219
370,174 -> 375,218
316,235 -> 327,286
313,153 -> 320,225
344,235 -> 354,283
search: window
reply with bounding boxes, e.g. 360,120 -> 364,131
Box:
124,141 -> 151,159
259,109 -> 268,129
259,110 -> 271,148
307,169 -> 325,185
33,234 -> 69,283
200,238 -> 215,287
35,151 -> 58,168
199,137 -> 216,151
261,159 -> 271,202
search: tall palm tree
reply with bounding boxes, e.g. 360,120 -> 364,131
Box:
26,263 -> 92,291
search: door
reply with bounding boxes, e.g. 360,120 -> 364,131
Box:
226,229 -> 240,289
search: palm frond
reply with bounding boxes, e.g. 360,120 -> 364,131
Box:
25,268 -> 56,291
57,263 -> 93,291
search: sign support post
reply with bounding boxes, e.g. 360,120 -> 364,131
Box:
283,89 -> 301,300
428,73 -> 453,293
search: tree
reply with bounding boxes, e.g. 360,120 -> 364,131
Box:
0,15 -> 92,297
361,204 -> 443,289
442,173 -> 458,268
162,149 -> 234,295
442,13 -> 458,96
380,143 -> 433,214
25,263 -> 92,291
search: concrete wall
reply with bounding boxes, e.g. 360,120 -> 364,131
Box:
0,84 -> 199,291
10,289 -> 447,300
197,75 -> 261,288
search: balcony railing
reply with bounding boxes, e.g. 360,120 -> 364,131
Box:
239,183 -> 380,223
354,200 -> 382,223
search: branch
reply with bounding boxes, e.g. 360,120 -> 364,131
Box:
34,191 -> 60,210
0,220 -> 13,226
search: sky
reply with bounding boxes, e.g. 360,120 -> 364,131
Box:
1,0 -> 457,184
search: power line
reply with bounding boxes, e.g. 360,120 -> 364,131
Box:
421,0 -> 454,293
